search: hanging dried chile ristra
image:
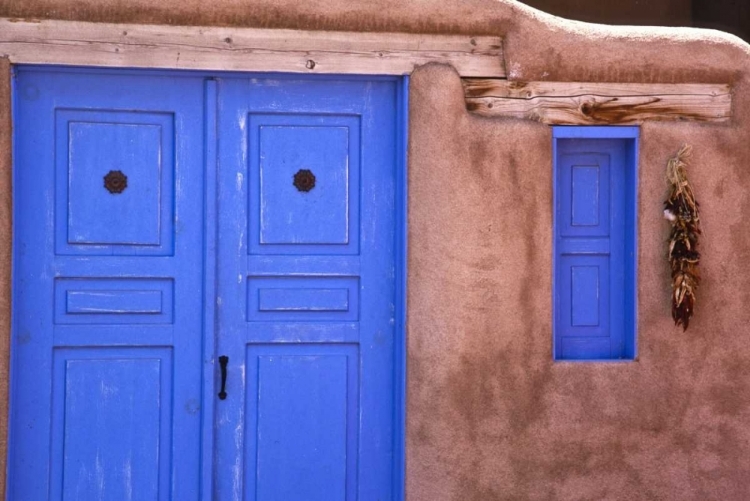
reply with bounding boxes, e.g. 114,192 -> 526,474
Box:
663,145 -> 701,331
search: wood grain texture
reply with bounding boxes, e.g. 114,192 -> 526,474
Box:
463,79 -> 732,124
0,18 -> 505,77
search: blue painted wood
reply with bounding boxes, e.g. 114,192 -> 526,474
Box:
61,357 -> 161,498
258,122 -> 352,246
11,68 -> 206,500
201,78 -> 219,501
52,325 -> 175,347
55,278 -> 173,324
258,287 -> 350,311
624,137 -> 639,359
49,348 -> 173,501
553,129 -> 638,361
571,265 -> 602,326
393,75 -> 409,501
216,75 -> 399,501
66,289 -> 163,314
55,110 -> 176,256
553,126 -> 640,139
248,113 -> 362,256
246,345 -> 359,501
248,276 -> 358,321
10,68 -> 406,501
571,165 -> 601,226
66,120 -> 162,245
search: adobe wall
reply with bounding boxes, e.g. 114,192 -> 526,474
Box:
2,0 -> 750,499
0,57 -> 9,500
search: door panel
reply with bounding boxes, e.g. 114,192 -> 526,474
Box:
215,77 -> 397,501
54,109 -> 176,256
10,69 -> 205,500
50,348 -> 172,501
245,344 -> 359,501
247,276 -> 359,322
247,113 -> 361,255
58,110 -> 174,253
253,117 -> 356,248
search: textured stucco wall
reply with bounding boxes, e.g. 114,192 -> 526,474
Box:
0,57 -> 10,501
408,64 -> 750,501
2,1 -> 750,499
403,8 -> 750,499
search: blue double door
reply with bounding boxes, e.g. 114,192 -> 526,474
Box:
10,68 -> 402,500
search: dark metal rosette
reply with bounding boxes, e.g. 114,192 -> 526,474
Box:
104,170 -> 128,194
293,169 -> 316,192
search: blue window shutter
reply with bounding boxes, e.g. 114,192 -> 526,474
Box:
553,127 -> 638,361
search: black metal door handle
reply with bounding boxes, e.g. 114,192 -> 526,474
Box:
218,355 -> 229,400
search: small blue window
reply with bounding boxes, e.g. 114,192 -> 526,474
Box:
553,127 -> 638,361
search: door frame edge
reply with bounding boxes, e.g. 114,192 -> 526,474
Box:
394,75 -> 409,501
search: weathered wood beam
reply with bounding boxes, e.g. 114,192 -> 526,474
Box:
463,79 -> 732,124
0,18 -> 505,77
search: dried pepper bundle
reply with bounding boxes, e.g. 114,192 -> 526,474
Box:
663,145 -> 701,331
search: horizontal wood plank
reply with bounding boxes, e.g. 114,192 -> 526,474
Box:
464,79 -> 732,124
0,18 -> 505,77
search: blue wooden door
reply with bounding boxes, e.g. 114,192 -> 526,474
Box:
213,76 -> 399,501
10,68 -> 206,499
554,137 -> 635,360
10,68 -> 402,500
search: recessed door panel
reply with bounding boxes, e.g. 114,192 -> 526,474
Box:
557,255 -> 610,338
50,349 -> 171,501
559,153 -> 611,238
248,113 -> 361,255
54,278 -> 174,324
247,276 -> 359,322
245,345 -> 359,501
55,109 -> 175,256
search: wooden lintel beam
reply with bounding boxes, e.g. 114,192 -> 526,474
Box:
463,79 -> 732,125
0,18 -> 505,77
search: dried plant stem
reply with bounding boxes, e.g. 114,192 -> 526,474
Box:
664,145 -> 701,331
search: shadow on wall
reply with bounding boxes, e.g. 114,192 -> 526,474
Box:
522,0 -> 750,43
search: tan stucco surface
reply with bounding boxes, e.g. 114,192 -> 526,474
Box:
2,1 -> 750,499
0,56 -> 10,501
409,64 -> 750,500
